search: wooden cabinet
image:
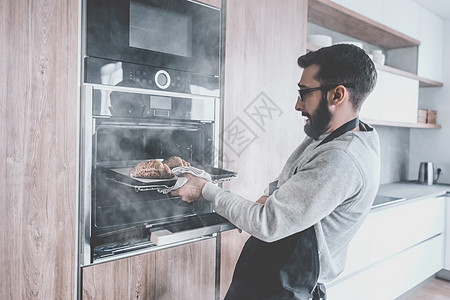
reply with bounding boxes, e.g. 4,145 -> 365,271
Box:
1,0 -> 79,299
82,238 -> 216,300
327,197 -> 445,299
307,0 -> 444,129
220,0 -> 308,298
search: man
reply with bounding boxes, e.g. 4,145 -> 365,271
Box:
171,44 -> 380,299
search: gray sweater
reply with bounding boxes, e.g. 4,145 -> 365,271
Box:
202,127 -> 380,283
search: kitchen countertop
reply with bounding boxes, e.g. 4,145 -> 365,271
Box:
373,181 -> 450,209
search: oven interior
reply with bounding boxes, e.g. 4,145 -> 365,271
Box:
90,119 -> 236,260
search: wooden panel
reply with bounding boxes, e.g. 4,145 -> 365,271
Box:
82,239 -> 216,300
308,0 -> 420,49
154,239 -> 216,300
129,253 -> 157,299
82,258 -> 131,299
1,0 -> 78,299
219,231 -> 250,299
221,0 -> 307,297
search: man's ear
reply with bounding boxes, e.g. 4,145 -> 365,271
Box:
331,85 -> 346,105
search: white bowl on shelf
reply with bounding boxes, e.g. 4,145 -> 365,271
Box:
371,49 -> 385,65
307,34 -> 332,47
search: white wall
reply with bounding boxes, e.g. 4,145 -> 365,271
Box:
409,19 -> 450,184
376,126 -> 410,184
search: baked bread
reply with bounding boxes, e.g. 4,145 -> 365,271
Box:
163,156 -> 191,168
129,160 -> 174,179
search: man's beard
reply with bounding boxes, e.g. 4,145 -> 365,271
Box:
303,93 -> 332,139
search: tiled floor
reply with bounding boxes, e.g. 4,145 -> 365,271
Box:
404,278 -> 450,300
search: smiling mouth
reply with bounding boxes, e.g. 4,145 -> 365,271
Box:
302,113 -> 311,124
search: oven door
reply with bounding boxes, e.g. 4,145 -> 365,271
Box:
86,0 -> 221,77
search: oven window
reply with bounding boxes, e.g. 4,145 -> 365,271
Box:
129,1 -> 193,57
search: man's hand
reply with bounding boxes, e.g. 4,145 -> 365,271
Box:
170,173 -> 207,203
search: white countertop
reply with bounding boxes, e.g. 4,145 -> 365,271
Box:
373,181 -> 450,209
378,181 -> 449,199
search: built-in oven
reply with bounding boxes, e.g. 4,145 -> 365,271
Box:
79,0 -> 233,265
86,0 -> 221,95
80,83 -> 236,265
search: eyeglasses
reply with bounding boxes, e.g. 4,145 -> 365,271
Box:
298,83 -> 354,101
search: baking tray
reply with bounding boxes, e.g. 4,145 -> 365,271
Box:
99,164 -> 237,192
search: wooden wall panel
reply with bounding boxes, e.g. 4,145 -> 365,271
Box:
82,238 -> 216,300
220,0 -> 308,298
0,0 -> 79,299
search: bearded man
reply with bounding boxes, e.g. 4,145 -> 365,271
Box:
172,44 -> 380,300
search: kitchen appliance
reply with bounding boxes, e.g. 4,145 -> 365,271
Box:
85,0 -> 221,95
79,0 -> 234,265
418,162 -> 435,185
80,86 -> 236,265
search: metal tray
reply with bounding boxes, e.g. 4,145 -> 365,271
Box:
100,164 -> 237,192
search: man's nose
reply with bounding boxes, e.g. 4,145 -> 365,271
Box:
295,95 -> 303,111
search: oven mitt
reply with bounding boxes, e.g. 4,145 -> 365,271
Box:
157,166 -> 211,194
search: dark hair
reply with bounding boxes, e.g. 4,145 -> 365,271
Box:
297,44 -> 377,110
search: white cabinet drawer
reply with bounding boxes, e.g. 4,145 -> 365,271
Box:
335,197 -> 444,279
328,235 -> 444,300
367,197 -> 444,263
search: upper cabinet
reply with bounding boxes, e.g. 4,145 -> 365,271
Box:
308,0 -> 443,87
308,0 -> 419,49
307,0 -> 444,129
418,8 -> 444,82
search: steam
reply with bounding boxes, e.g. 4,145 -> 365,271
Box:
130,1 -> 193,58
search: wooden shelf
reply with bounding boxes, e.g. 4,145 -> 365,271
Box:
308,0 -> 420,49
417,76 -> 444,88
306,43 -> 443,88
376,64 -> 443,88
363,119 -> 441,129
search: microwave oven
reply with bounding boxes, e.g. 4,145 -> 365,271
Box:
85,0 -> 221,95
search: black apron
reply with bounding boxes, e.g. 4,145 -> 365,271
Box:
224,118 -> 359,300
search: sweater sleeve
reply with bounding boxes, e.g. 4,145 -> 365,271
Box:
202,149 -> 364,242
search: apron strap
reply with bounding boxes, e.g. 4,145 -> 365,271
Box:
312,282 -> 327,300
315,117 -> 359,149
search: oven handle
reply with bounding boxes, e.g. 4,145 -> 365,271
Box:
148,221 -> 235,246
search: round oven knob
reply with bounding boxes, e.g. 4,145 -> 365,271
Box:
155,70 -> 171,90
